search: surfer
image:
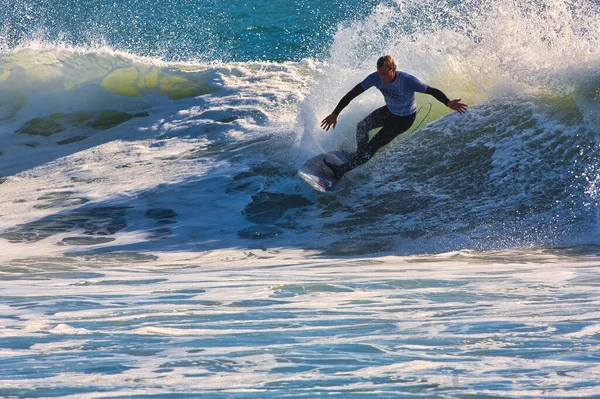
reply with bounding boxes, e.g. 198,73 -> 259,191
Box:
321,55 -> 468,179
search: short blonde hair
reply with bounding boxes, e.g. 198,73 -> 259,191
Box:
377,55 -> 396,70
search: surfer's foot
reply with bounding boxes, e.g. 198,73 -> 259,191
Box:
323,159 -> 344,179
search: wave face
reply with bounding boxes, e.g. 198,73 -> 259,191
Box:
1,0 -> 600,257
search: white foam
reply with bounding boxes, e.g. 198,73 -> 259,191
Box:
1,249 -> 599,397
566,323 -> 600,338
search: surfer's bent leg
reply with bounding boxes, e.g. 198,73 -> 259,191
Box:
326,110 -> 415,179
363,112 -> 416,160
345,112 -> 416,170
356,106 -> 390,154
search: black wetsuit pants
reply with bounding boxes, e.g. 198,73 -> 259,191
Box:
342,106 -> 416,173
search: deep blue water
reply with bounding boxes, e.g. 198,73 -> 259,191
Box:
3,0 -> 380,61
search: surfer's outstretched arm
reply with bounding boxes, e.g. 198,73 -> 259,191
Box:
321,84 -> 366,131
425,86 -> 468,114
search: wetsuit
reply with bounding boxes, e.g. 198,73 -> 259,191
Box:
326,71 -> 450,178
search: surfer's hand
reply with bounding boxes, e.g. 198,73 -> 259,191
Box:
321,114 -> 338,131
448,99 -> 468,114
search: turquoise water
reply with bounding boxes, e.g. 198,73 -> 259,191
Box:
3,0 -> 379,61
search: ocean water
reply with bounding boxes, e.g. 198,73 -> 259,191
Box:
2,0 -> 600,397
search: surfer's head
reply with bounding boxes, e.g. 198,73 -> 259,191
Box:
377,55 -> 396,84
377,55 -> 396,71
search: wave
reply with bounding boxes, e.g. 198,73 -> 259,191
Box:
0,45 -> 313,175
2,0 -> 600,258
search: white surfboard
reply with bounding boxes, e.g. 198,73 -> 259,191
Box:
298,151 -> 349,193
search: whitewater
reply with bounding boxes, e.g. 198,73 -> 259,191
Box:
1,0 -> 600,397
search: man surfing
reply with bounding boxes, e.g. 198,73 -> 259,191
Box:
321,55 -> 468,179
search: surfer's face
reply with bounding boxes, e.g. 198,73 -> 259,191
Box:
377,67 -> 395,84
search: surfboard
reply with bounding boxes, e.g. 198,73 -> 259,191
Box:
298,151 -> 349,193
